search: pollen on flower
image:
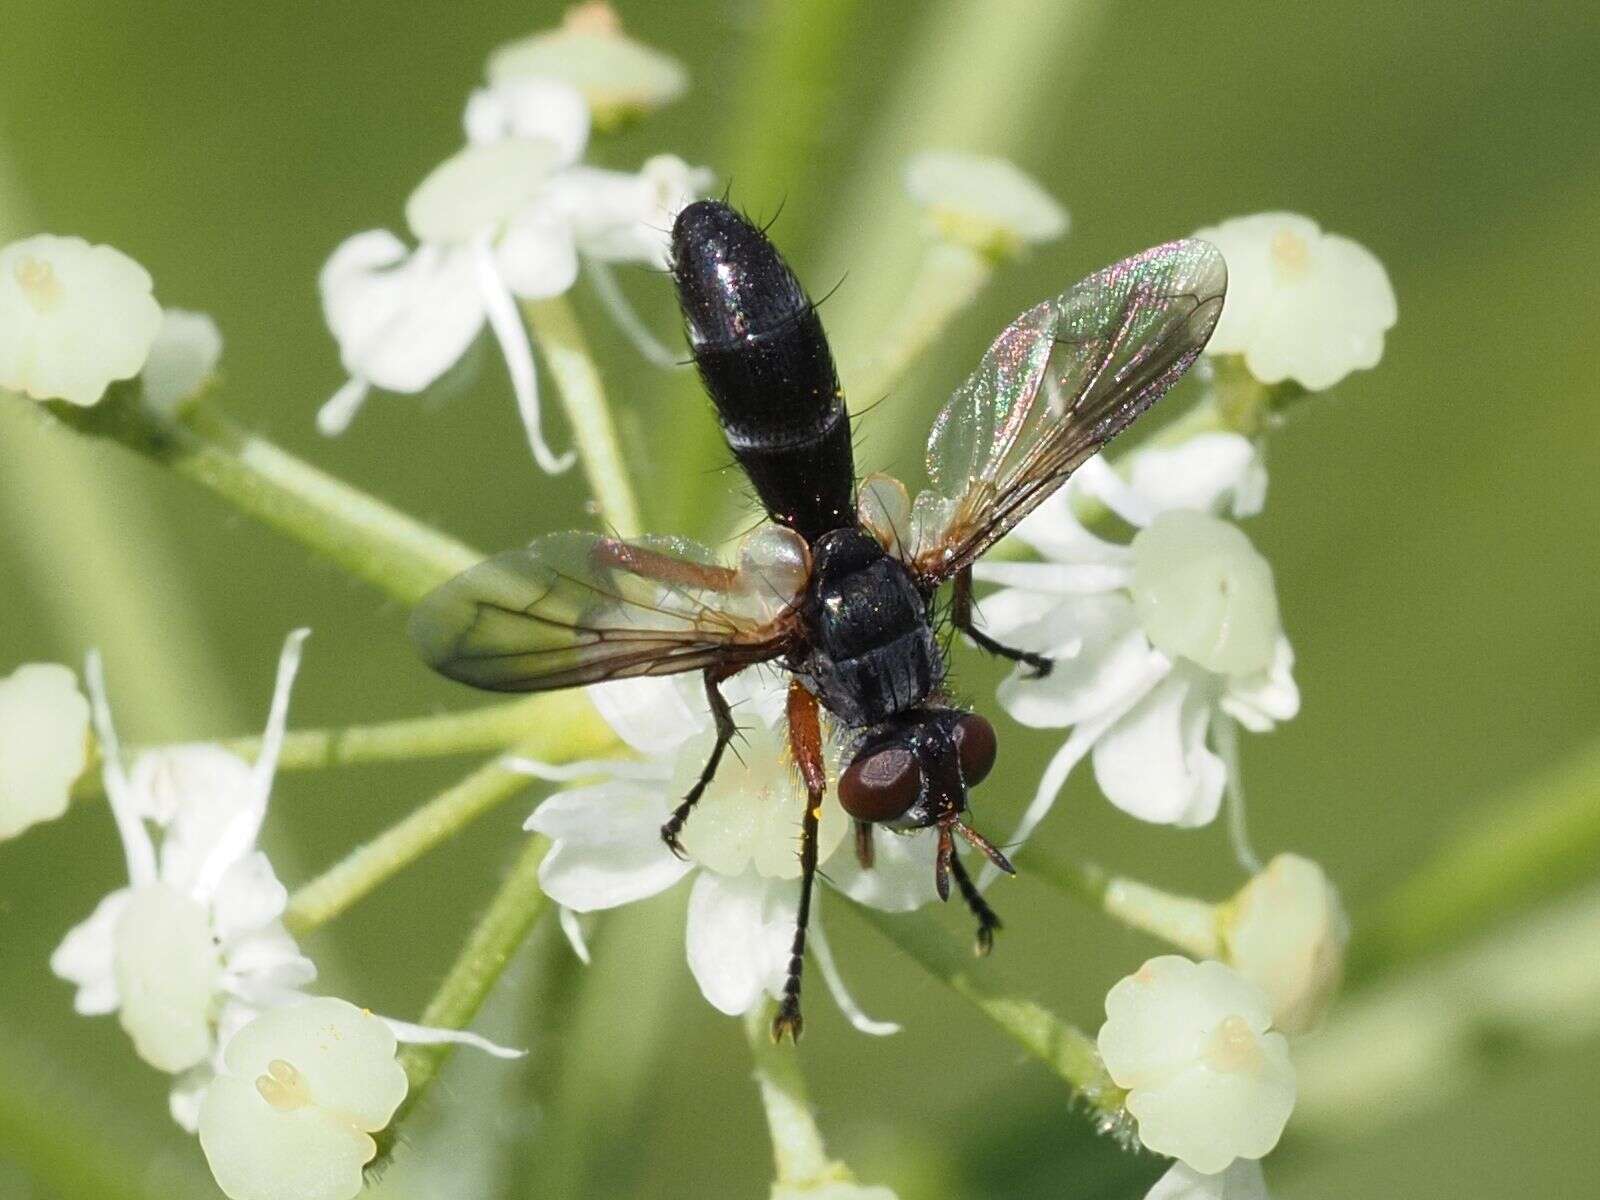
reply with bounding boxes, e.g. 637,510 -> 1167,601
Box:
1268,227 -> 1311,279
16,255 -> 62,309
255,1059 -> 311,1111
1205,1015 -> 1266,1074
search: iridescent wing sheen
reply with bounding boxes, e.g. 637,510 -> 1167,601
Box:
409,532 -> 797,693
910,239 -> 1227,581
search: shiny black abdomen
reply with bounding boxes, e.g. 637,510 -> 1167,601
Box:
670,200 -> 855,544
797,528 -> 941,726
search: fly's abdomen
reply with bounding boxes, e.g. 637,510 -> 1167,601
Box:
671,200 -> 854,543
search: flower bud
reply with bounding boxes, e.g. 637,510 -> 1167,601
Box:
1098,956 -> 1295,1174
0,663 -> 90,840
1221,854 -> 1349,1034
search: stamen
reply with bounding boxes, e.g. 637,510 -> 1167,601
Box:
255,1059 -> 312,1111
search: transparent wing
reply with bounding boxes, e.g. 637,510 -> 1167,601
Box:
911,239 -> 1226,580
409,532 -> 796,692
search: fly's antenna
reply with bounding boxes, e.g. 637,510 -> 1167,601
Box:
951,817 -> 1015,877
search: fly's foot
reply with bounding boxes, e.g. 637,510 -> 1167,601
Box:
1020,651 -> 1053,679
770,998 -> 804,1043
659,819 -> 689,861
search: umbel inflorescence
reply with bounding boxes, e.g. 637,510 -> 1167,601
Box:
0,5 -> 1396,1200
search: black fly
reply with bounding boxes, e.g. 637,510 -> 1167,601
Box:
410,200 -> 1227,1040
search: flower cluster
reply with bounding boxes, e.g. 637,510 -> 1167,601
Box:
318,37 -> 707,469
520,667 -> 938,1032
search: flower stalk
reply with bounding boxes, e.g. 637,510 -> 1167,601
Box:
852,906 -> 1125,1123
29,389 -> 480,605
1025,845 -> 1223,959
524,294 -> 643,537
389,835 -> 554,1123
284,712 -> 614,934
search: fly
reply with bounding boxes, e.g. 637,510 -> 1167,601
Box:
410,200 -> 1227,1039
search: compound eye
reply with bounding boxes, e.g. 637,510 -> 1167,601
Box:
839,744 -> 923,822
952,714 -> 997,787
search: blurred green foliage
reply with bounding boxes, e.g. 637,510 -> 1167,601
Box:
1,2 -> 1597,1198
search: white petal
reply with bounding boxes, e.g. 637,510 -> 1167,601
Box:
1125,433 -> 1268,520
472,237 -> 576,474
1073,455 -> 1158,527
222,924 -> 316,1004
83,651 -> 158,888
379,1016 -> 525,1060
1008,487 -> 1130,564
994,595 -> 1154,729
114,883 -> 222,1073
586,674 -> 705,755
405,139 -> 560,245
546,155 -> 711,268
684,871 -> 793,1016
1220,636 -> 1300,733
528,783 -> 691,911
316,377 -> 370,436
1093,670 -> 1226,827
558,905 -> 593,964
129,743 -> 255,828
169,1064 -> 216,1133
828,827 -> 940,913
1146,1160 -> 1269,1200
141,308 -> 223,417
903,151 -> 1068,254
212,852 -> 290,943
810,912 -> 900,1036
0,662 -> 90,840
464,78 -> 590,165
319,232 -> 485,394
50,888 -> 131,1015
495,206 -> 580,300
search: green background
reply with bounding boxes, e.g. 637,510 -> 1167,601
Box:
2,2 -> 1597,1197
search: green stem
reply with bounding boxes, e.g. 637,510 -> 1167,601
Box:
852,906 -> 1125,1123
29,390 -> 480,606
1025,846 -> 1223,959
284,706 -> 615,933
71,692 -> 581,801
524,294 -> 643,538
1349,736 -> 1600,983
392,835 -> 554,1117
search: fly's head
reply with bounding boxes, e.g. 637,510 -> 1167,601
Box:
837,707 -> 1014,899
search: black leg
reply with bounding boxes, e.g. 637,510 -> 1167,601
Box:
773,682 -> 827,1042
659,670 -> 737,858
947,850 -> 1002,956
951,566 -> 1052,678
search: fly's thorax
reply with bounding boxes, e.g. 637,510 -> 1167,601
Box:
799,529 -> 942,725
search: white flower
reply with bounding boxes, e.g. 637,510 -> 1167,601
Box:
51,631 -> 318,1118
1146,1160 -> 1269,1200
0,234 -> 164,405
49,631 -> 515,1131
141,308 -> 223,417
1194,212 -> 1396,391
1098,957 -> 1295,1174
319,76 -> 710,469
904,150 -> 1068,257
1221,854 -> 1349,1034
197,997 -> 407,1200
519,668 -> 938,1032
487,1 -> 688,131
972,434 -> 1295,851
0,663 -> 90,840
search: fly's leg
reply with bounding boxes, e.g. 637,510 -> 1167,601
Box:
853,820 -> 875,870
947,849 -> 1002,956
772,681 -> 827,1042
660,669 -> 738,858
951,566 -> 1052,678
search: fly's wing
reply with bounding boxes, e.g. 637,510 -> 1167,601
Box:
909,239 -> 1226,581
410,532 -> 795,692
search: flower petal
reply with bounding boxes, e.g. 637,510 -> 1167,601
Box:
586,674 -> 706,755
684,870 -> 793,1016
1220,636 -> 1299,733
199,1075 -> 377,1200
810,912 -> 900,1036
0,662 -> 90,840
50,888 -> 131,1015
1092,669 -> 1225,827
463,78 -> 590,165
528,783 -> 691,910
1145,1160 -> 1269,1200
319,232 -> 484,395
1125,433 -> 1268,520
84,651 -> 158,888
994,594 -> 1153,729
828,827 -> 940,913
